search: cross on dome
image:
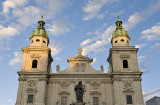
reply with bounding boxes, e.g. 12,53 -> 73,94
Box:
41,14 -> 43,21
117,13 -> 120,19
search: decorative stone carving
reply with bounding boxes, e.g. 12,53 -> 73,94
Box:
30,54 -> 41,58
74,63 -> 86,72
120,54 -> 130,58
123,80 -> 134,93
39,77 -> 48,81
28,80 -> 37,87
90,82 -> 100,86
133,77 -> 142,81
90,91 -> 102,95
18,76 -> 27,81
60,82 -> 70,90
26,88 -> 37,93
123,81 -> 133,90
75,63 -> 80,72
53,81 -> 60,84
85,81 -> 90,84
60,82 -> 70,86
48,80 -> 53,84
81,63 -> 86,72
100,80 -> 112,84
70,80 -> 76,84
58,91 -> 70,95
112,77 -> 122,81
123,89 -> 135,93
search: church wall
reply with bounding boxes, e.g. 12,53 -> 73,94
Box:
21,48 -> 50,72
45,76 -> 113,105
111,49 -> 139,72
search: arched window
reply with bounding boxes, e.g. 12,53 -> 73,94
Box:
123,60 -> 128,68
32,60 -> 38,68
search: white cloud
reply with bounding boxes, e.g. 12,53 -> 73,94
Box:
81,26 -> 114,55
11,6 -> 41,29
5,0 -> 70,31
151,43 -> 160,49
55,57 -> 62,61
81,38 -> 96,46
49,40 -> 62,56
0,56 -> 3,61
2,0 -> 28,14
138,56 -> 150,74
0,24 -> 18,40
123,13 -> 143,30
82,0 -> 118,20
138,56 -> 145,59
141,22 -> 160,40
47,19 -> 70,36
135,43 -> 147,48
97,13 -> 104,20
124,0 -> 160,31
9,52 -> 23,66
143,88 -> 160,102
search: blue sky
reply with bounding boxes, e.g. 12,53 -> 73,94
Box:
0,0 -> 160,104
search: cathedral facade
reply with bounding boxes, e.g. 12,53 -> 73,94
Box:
15,16 -> 144,105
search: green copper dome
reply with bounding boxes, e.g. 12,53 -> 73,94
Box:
31,16 -> 48,38
112,16 -> 130,39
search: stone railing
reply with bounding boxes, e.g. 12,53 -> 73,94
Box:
24,46 -> 48,48
112,46 -> 135,48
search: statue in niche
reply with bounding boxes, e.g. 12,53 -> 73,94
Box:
74,81 -> 84,103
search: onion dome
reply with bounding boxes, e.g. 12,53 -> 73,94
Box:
112,14 -> 130,39
31,15 -> 48,38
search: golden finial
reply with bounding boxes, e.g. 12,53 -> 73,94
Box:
117,13 -> 119,19
41,13 -> 43,21
78,48 -> 82,56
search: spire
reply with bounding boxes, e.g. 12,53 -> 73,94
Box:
38,14 -> 45,30
117,13 -> 120,20
115,14 -> 122,29
41,14 -> 43,21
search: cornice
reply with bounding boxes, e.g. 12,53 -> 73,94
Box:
111,72 -> 143,75
49,74 -> 111,78
17,71 -> 49,75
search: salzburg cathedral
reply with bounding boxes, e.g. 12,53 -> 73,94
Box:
15,15 -> 144,105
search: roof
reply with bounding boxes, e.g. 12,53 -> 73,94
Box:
112,16 -> 130,39
31,16 -> 48,39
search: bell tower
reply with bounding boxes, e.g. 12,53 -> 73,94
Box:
15,16 -> 53,105
107,15 -> 144,105
108,14 -> 139,73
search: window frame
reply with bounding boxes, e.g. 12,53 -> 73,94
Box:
126,95 -> 133,104
27,94 -> 34,104
123,59 -> 128,68
32,59 -> 38,68
61,96 -> 67,105
93,97 -> 99,105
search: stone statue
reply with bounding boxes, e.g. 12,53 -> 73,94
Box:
100,65 -> 104,71
56,64 -> 60,71
78,48 -> 82,56
74,81 -> 84,103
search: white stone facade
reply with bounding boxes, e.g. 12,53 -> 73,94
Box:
15,18 -> 144,105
